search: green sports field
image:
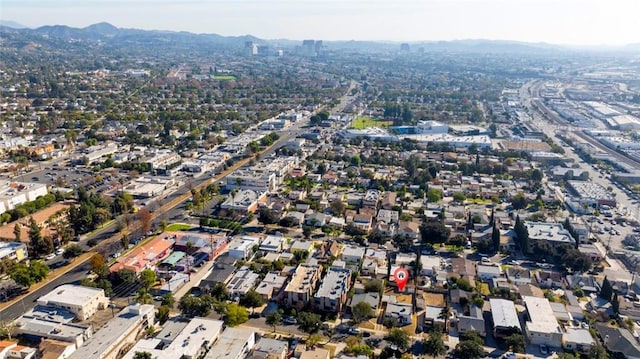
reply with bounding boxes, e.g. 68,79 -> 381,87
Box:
351,116 -> 393,129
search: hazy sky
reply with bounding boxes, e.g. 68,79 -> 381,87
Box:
2,0 -> 639,45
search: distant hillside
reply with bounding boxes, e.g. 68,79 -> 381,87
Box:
0,20 -> 28,29
2,21 -> 636,54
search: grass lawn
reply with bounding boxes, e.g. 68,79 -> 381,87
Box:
351,116 -> 393,129
213,75 -> 236,81
479,283 -> 491,296
166,223 -> 192,231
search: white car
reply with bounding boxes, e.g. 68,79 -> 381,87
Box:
45,253 -> 56,260
55,248 -> 65,255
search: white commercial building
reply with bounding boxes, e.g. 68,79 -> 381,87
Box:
415,120 -> 449,134
69,304 -> 155,359
122,317 -> 223,359
0,181 -> 48,215
37,285 -> 109,321
522,296 -> 563,348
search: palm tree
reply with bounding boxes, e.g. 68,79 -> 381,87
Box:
438,304 -> 451,332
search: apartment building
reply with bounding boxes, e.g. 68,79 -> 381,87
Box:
284,264 -> 322,309
313,267 -> 352,313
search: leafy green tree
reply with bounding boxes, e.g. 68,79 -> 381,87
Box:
587,345 -> 609,359
179,294 -> 214,317
161,293 -> 175,307
420,221 -> 451,244
266,311 -> 282,332
156,305 -> 171,324
9,262 -> 33,287
239,289 -> 265,314
135,288 -> 153,304
386,328 -> 410,350
452,340 -> 484,359
452,192 -> 466,203
139,269 -> 157,289
600,276 -> 613,301
297,311 -> 322,334
28,217 -> 43,257
364,279 -> 385,294
427,188 -> 443,203
224,303 -> 249,326
13,224 -> 21,242
117,268 -> 137,284
352,301 -> 373,324
423,328 -> 447,358
63,244 -> 83,259
208,282 -> 229,301
29,260 -> 49,282
133,352 -> 152,359
505,333 -> 525,353
511,192 -> 528,210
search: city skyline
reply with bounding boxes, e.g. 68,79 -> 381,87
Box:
2,0 -> 640,46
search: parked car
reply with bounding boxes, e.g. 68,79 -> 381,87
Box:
347,327 -> 361,335
45,253 -> 56,260
283,316 -> 297,325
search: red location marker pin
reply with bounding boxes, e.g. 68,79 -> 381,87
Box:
394,267 -> 409,292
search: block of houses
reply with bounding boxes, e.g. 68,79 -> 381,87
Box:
255,272 -> 288,301
489,299 -> 521,338
534,270 -> 564,289
522,296 -> 563,348
396,221 -> 420,241
284,211 -> 305,226
457,306 -> 486,337
227,267 -> 260,300
505,267 -> 532,285
477,264 -> 502,281
377,209 -> 399,224
228,236 -> 260,260
564,328 -> 596,354
384,302 -> 413,327
524,221 -> 576,254
350,292 -> 380,312
290,241 -> 314,256
341,246 -> 365,265
305,212 -> 328,227
352,214 -> 373,233
260,235 -> 286,252
419,256 -> 442,277
252,338 -> 289,359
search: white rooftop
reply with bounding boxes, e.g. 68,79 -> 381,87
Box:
489,299 -> 520,330
37,284 -> 104,307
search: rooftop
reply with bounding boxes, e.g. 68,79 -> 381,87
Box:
522,296 -> 562,334
205,327 -> 256,359
489,299 -> 520,330
37,284 -> 104,308
315,267 -> 351,300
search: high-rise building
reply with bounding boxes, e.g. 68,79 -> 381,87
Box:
400,43 -> 410,52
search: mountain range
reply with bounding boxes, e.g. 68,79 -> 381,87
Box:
1,21 -> 639,53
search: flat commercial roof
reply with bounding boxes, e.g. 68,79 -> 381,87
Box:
205,327 -> 255,359
37,285 -> 104,308
69,304 -> 155,359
